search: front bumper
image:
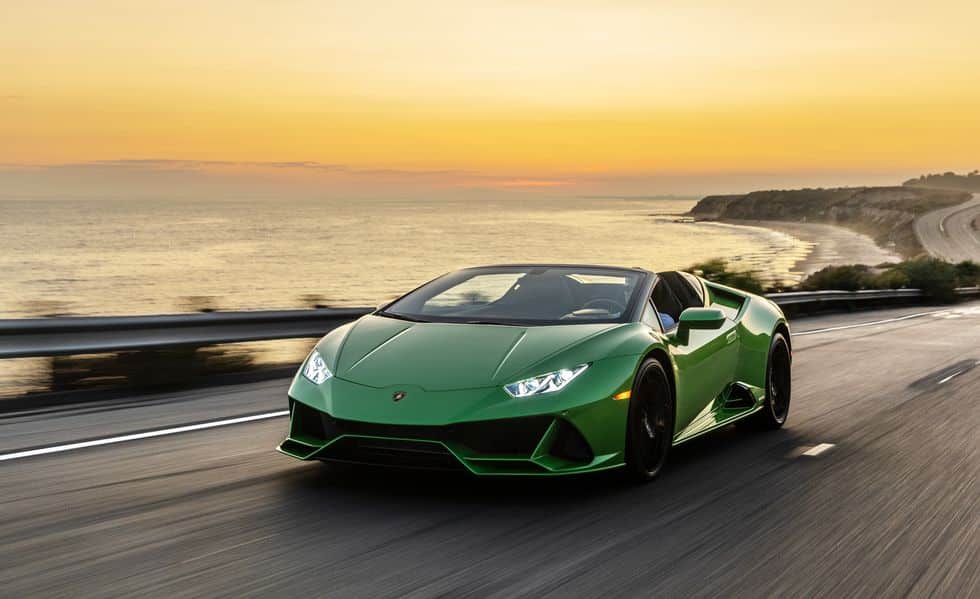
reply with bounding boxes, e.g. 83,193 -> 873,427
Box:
278,398 -> 623,475
277,355 -> 637,475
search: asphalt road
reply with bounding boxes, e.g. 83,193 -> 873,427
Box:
2,304 -> 979,598
915,193 -> 980,262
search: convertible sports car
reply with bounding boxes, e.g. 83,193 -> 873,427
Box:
278,264 -> 791,481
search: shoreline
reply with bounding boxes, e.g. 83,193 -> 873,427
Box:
721,219 -> 903,277
688,187 -> 972,259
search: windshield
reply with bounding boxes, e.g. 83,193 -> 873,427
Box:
380,266 -> 645,325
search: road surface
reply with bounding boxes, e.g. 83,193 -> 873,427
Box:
915,193 -> 980,262
2,304 -> 979,597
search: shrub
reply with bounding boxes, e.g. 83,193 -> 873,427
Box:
894,258 -> 959,302
954,260 -> 980,286
798,259 -> 972,300
800,265 -> 873,291
693,257 -> 975,302
686,259 -> 765,294
47,345 -> 255,393
870,269 -> 910,289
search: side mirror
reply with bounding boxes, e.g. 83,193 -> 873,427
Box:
673,307 -> 726,344
679,307 -> 725,330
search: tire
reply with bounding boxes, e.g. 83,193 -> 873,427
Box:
750,332 -> 792,430
625,358 -> 674,482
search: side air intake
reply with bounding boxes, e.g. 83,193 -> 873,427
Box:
724,383 -> 756,409
548,419 -> 594,463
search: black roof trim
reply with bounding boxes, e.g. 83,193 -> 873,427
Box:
457,263 -> 653,274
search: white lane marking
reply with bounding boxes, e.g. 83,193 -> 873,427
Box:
0,411 -> 289,462
181,533 -> 279,563
938,370 -> 964,385
802,443 -> 835,457
794,310 -> 948,336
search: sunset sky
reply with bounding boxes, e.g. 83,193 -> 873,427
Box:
2,0 -> 980,198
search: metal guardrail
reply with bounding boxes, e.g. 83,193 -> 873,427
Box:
0,308 -> 372,359
1,288 -> 977,359
768,287 -> 979,305
768,288 -> 926,305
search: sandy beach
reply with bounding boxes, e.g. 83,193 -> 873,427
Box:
724,219 -> 903,277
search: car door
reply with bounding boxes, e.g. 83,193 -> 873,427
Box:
653,275 -> 739,436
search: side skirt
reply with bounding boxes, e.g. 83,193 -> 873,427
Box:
672,382 -> 766,446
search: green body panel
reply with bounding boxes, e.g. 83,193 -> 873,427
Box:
334,316 -> 618,390
278,274 -> 789,475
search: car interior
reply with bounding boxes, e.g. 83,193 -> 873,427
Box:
389,267 -> 710,327
465,272 -> 636,320
650,272 -> 706,331
405,269 -> 641,322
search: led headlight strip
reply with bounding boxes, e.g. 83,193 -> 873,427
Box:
302,350 -> 333,384
504,364 -> 589,398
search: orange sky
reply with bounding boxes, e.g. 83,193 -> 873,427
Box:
2,1 -> 980,196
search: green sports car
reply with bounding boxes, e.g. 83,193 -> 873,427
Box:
278,264 -> 791,481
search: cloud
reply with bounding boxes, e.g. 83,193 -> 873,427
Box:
489,179 -> 569,188
0,159 -> 482,180
1,158 -> 911,200
51,158 -> 350,172
0,158 -> 542,200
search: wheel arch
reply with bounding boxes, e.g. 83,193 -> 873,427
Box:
773,320 -> 792,357
624,347 -> 677,481
640,347 -> 676,407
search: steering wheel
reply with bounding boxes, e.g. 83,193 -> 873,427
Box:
581,298 -> 626,314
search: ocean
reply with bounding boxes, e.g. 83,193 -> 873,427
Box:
0,197 -> 810,318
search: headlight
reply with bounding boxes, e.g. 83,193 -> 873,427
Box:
504,364 -> 589,398
302,350 -> 333,385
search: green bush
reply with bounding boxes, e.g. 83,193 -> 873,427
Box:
797,258 -> 976,301
893,258 -> 959,302
870,269 -> 910,289
800,265 -> 873,291
954,260 -> 980,286
686,259 -> 765,294
689,257 -> 976,301
47,345 -> 256,393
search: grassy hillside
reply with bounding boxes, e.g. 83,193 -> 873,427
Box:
689,186 -> 970,257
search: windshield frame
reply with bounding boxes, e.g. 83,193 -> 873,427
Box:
377,264 -> 654,326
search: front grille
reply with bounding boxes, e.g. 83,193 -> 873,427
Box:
289,398 -> 556,457
324,418 -> 447,443
326,413 -> 554,455
319,437 -> 464,471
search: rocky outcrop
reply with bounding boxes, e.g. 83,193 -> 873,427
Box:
689,187 -> 970,257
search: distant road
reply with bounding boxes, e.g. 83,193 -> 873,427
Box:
915,193 -> 980,261
2,303 -> 979,597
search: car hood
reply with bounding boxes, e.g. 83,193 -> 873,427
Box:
332,315 -> 618,391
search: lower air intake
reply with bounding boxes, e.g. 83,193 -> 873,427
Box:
319,437 -> 464,471
290,399 -> 329,442
325,413 -> 553,456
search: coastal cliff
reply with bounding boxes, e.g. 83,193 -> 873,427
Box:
689,187 -> 970,257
